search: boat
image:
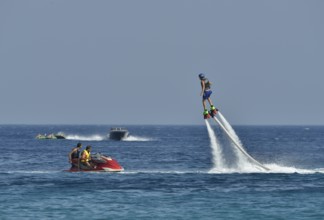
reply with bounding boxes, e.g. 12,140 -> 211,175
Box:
36,133 -> 66,140
109,127 -> 129,140
68,153 -> 124,172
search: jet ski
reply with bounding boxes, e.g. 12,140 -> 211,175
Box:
68,153 -> 124,172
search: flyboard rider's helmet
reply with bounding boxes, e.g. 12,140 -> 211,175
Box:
198,73 -> 205,80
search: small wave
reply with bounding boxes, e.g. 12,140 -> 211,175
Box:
4,170 -> 61,174
65,134 -> 106,141
119,170 -> 206,174
122,135 -> 154,142
3,167 -> 324,175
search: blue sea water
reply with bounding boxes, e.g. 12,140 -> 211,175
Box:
1,124 -> 324,219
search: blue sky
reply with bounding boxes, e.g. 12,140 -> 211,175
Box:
0,0 -> 323,125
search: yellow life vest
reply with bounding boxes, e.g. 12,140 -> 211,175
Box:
81,150 -> 91,162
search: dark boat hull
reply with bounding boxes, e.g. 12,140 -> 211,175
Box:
54,135 -> 66,139
109,129 -> 129,140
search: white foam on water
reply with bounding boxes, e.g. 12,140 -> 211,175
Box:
65,134 -> 106,141
122,135 -> 154,142
208,163 -> 267,174
208,163 -> 324,174
65,134 -> 153,142
263,164 -> 323,174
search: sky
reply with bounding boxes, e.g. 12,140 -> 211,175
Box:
0,0 -> 323,125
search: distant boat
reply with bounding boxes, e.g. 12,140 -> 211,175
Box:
109,128 -> 129,140
36,133 -> 66,140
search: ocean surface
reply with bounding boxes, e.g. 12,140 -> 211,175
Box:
1,122 -> 324,219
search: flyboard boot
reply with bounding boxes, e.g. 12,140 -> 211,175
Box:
203,109 -> 210,119
209,105 -> 218,118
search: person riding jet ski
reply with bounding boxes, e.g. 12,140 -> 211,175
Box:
68,143 -> 82,169
80,145 -> 95,170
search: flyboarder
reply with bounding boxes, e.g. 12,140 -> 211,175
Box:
199,73 -> 218,119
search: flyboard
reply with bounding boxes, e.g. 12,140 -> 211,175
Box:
208,110 -> 270,171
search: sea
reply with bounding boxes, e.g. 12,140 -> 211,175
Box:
1,120 -> 324,219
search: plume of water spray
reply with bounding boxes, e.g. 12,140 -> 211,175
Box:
218,113 -> 243,146
205,120 -> 225,169
218,112 -> 252,169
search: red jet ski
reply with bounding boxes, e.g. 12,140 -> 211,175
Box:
69,153 -> 124,172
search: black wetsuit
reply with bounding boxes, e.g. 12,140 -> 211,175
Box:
71,149 -> 80,168
71,150 -> 80,159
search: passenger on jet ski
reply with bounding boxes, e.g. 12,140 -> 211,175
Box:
80,145 -> 95,170
68,143 -> 82,168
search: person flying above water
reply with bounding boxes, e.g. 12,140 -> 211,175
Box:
199,73 -> 218,119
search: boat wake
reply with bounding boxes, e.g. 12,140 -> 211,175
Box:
65,134 -> 153,142
122,135 -> 154,142
65,134 -> 107,141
